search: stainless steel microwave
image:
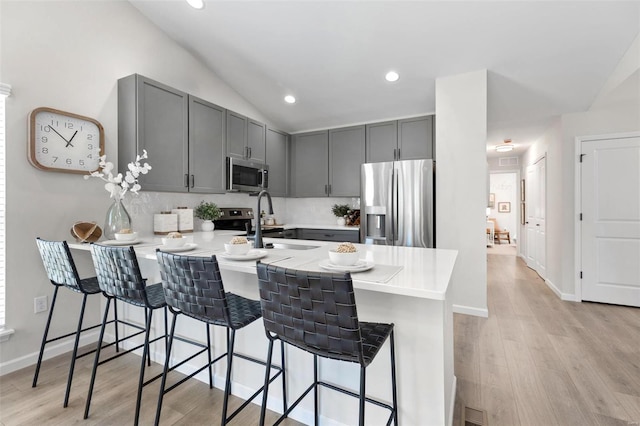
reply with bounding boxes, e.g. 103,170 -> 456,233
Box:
226,157 -> 268,193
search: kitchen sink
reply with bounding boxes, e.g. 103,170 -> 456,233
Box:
264,242 -> 319,250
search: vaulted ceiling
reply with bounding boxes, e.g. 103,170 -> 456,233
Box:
130,1 -> 639,156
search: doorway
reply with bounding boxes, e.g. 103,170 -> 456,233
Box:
487,171 -> 518,256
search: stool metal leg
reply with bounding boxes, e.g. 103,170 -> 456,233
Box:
390,330 -> 398,425
206,324 -> 213,389
134,308 -> 154,426
63,292 -> 89,407
32,286 -> 60,388
84,297 -> 112,419
259,339 -> 275,426
221,328 -> 236,425
154,311 -> 178,426
280,340 -> 287,416
314,354 -> 319,426
113,299 -> 120,353
359,366 -> 366,426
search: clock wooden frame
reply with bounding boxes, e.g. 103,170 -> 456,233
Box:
28,107 -> 105,174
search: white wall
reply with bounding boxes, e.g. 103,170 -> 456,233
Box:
435,70 -> 488,317
0,0 -> 280,372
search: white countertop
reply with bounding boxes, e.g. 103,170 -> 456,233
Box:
69,231 -> 456,300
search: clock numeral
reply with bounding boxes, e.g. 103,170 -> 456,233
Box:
53,156 -> 58,163
65,122 -> 74,129
50,120 -> 58,127
87,134 -> 93,141
66,158 -> 72,165
87,154 -> 93,159
41,147 -> 49,154
42,125 -> 51,132
79,160 -> 85,166
88,143 -> 93,150
41,136 -> 48,143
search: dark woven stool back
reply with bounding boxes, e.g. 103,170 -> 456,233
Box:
36,238 -> 83,291
90,244 -> 148,306
156,251 -> 236,327
257,262 -> 365,365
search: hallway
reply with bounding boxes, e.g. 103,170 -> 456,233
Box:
453,253 -> 640,425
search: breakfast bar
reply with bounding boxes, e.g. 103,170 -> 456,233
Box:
69,232 -> 457,426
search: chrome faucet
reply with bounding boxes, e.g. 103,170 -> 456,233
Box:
254,189 -> 273,249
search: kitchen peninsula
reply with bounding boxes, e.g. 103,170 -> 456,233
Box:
69,232 -> 457,425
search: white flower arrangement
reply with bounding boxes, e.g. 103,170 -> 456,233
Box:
84,150 -> 152,199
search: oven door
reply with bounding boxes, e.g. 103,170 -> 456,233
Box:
226,157 -> 269,192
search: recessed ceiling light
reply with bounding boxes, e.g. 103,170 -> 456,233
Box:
186,0 -> 205,10
385,71 -> 400,82
284,95 -> 296,104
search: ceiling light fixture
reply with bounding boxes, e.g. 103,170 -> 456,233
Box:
495,139 -> 514,152
186,0 -> 205,10
385,71 -> 400,82
284,95 -> 296,104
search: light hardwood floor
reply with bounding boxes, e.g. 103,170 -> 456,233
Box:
2,253 -> 639,425
453,252 -> 640,426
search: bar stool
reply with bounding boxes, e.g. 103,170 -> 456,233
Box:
33,238 -> 121,407
84,243 -> 172,425
154,251 -> 286,426
256,262 -> 399,426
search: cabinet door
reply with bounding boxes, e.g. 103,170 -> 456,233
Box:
188,95 -> 225,193
329,125 -> 365,197
291,131 -> 328,197
398,115 -> 434,160
247,119 -> 266,163
366,121 -> 397,163
226,110 -> 247,159
119,74 -> 189,193
265,127 -> 289,197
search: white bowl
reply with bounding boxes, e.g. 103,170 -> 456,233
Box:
328,249 -> 360,266
224,242 -> 252,255
161,236 -> 187,248
114,231 -> 138,241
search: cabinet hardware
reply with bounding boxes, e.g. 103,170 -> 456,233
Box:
397,148 -> 400,159
184,174 -> 189,188
190,175 -> 195,188
328,184 -> 332,194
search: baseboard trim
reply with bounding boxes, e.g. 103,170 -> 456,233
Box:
0,330 -> 100,376
453,304 -> 489,318
448,375 -> 457,426
544,279 -> 579,302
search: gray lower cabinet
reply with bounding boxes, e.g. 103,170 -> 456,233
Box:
265,127 -> 289,197
118,74 -> 225,193
291,126 -> 365,197
297,228 -> 359,243
329,125 -> 365,197
226,110 -> 266,163
366,115 -> 434,162
291,130 -> 329,197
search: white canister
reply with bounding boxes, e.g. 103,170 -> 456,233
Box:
171,207 -> 194,233
154,212 -> 178,235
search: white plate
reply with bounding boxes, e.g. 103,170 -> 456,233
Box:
101,239 -> 142,246
218,249 -> 268,261
319,259 -> 374,273
160,243 -> 198,253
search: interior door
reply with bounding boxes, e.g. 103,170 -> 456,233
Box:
581,136 -> 640,307
525,157 -> 546,278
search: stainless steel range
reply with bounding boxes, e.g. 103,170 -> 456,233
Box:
213,207 -> 284,238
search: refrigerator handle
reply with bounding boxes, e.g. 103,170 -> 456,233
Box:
386,167 -> 394,245
393,165 -> 399,242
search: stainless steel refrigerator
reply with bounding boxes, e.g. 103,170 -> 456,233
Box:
360,159 -> 435,247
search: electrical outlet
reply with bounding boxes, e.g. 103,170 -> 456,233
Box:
34,296 -> 48,313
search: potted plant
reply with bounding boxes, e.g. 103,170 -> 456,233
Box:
194,201 -> 222,231
331,203 -> 351,226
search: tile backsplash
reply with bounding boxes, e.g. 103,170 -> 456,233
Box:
124,192 -> 359,233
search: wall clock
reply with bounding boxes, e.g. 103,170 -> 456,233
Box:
28,107 -> 105,174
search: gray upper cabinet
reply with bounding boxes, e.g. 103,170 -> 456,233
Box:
118,74 -> 225,194
365,115 -> 434,162
366,121 -> 397,163
188,95 -> 226,193
291,131 -> 329,197
265,127 -> 289,197
397,116 -> 434,160
226,110 -> 266,163
118,74 -> 188,193
329,125 -> 365,197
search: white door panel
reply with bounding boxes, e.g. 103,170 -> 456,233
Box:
581,136 -> 640,307
525,158 -> 546,278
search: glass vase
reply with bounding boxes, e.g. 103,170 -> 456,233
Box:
104,198 -> 132,240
